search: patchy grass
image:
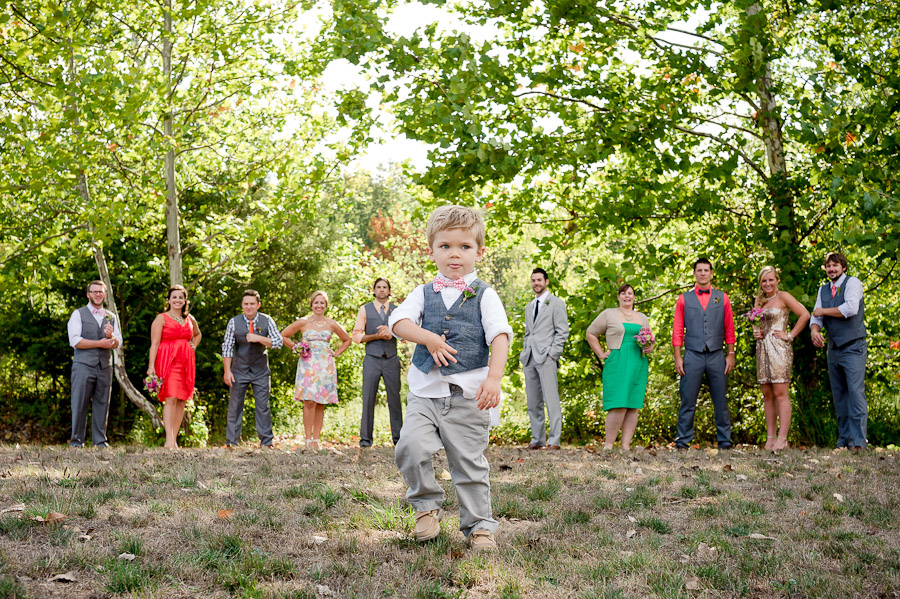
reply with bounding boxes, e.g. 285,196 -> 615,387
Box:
0,444 -> 897,598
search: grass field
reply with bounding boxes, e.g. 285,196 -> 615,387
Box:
0,442 -> 898,598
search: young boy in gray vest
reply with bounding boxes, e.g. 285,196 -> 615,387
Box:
389,205 -> 511,551
221,289 -> 283,448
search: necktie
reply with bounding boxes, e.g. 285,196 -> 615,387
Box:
433,276 -> 467,292
379,304 -> 386,320
533,300 -> 539,322
831,284 -> 837,298
697,289 -> 710,295
248,320 -> 255,334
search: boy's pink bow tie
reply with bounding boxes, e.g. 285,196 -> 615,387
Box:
433,276 -> 467,292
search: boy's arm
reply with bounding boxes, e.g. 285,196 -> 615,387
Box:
393,319 -> 458,366
476,332 -> 509,410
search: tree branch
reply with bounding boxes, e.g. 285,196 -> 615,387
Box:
671,124 -> 769,181
1,224 -> 88,265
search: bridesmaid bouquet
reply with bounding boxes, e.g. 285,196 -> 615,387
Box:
294,341 -> 312,360
743,307 -> 766,324
633,326 -> 655,354
143,375 -> 163,399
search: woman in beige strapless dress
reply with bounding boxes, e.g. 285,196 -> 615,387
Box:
753,267 -> 810,450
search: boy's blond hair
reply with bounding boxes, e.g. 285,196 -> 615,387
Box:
425,205 -> 485,249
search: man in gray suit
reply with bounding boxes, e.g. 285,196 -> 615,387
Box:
520,268 -> 570,450
811,252 -> 867,450
222,289 -> 283,448
67,280 -> 122,448
352,277 -> 403,447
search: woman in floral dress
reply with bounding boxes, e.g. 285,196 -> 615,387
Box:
281,291 -> 351,449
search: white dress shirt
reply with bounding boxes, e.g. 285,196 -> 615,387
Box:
532,290 -> 550,319
389,271 -> 513,399
810,273 -> 864,329
67,304 -> 124,348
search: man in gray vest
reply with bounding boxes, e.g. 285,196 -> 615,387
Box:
352,277 -> 402,447
67,280 -> 122,448
672,258 -> 736,449
811,252 -> 867,450
520,268 -> 570,450
222,289 -> 283,448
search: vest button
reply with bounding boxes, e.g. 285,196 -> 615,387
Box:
443,330 -> 449,334
445,315 -> 452,320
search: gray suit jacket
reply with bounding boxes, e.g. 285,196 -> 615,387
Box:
520,294 -> 570,365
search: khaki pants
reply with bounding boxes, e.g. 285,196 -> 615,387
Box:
394,387 -> 498,537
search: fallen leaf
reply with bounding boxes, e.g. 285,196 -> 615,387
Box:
697,542 -> 718,559
626,529 -> 637,538
625,487 -> 634,492
679,553 -> 690,564
32,511 -> 66,524
217,509 -> 234,520
748,533 -> 776,540
706,448 -> 719,457
312,535 -> 328,544
48,571 -> 77,583
440,469 -> 452,481
498,464 -> 512,471
685,575 -> 701,590
117,553 -> 136,561
627,515 -> 636,523
316,583 -> 336,597
723,464 -> 733,472
78,534 -> 92,542
736,475 -> 748,481
635,467 -> 644,475
0,503 -> 24,514
833,493 -> 844,503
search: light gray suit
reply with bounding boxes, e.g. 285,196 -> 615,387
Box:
520,293 -> 569,447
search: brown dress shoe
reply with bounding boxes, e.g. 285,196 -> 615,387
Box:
546,445 -> 561,450
526,443 -> 544,450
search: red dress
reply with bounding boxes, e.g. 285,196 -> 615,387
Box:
156,314 -> 195,402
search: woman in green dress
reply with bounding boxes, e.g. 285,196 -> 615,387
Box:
586,284 -> 654,450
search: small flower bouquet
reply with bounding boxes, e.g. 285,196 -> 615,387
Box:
294,341 -> 312,360
743,307 -> 766,324
633,326 -> 655,355
461,285 -> 478,305
143,375 -> 163,399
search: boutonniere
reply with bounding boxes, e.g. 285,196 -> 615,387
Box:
461,285 -> 478,305
713,297 -> 721,304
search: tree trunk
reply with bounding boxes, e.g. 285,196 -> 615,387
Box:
164,0 -> 183,287
68,33 -> 164,431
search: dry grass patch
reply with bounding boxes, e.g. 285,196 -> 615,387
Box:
0,444 -> 898,597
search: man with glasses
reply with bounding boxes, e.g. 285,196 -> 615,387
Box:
67,281 -> 122,447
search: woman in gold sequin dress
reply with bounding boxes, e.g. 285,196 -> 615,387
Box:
753,267 -> 810,450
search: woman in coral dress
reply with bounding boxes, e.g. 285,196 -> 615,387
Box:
148,285 -> 202,449
752,266 -> 809,450
281,290 -> 351,450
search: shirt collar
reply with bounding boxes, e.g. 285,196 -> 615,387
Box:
694,285 -> 713,293
831,274 -> 847,288
535,290 -> 550,303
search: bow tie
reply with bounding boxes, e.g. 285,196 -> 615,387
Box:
433,276 -> 467,292
697,289 -> 711,295
92,308 -> 105,315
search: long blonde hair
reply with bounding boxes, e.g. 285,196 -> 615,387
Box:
754,266 -> 779,308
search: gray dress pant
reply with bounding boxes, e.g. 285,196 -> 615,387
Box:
676,349 -> 732,447
360,354 -> 403,446
70,362 -> 111,446
828,338 -> 867,448
395,388 -> 498,537
226,372 -> 274,446
523,356 -> 562,447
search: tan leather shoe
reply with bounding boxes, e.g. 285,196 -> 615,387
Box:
468,529 -> 497,552
546,445 -> 561,450
414,509 -> 443,541
526,442 -> 543,450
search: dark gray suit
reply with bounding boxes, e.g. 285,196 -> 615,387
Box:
818,279 -> 867,448
520,293 -> 569,447
360,301 -> 402,446
69,306 -> 113,447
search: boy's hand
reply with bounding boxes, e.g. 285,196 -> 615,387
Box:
476,376 -> 501,410
426,333 -> 457,367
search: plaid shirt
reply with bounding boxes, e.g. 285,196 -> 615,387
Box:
221,313 -> 283,358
